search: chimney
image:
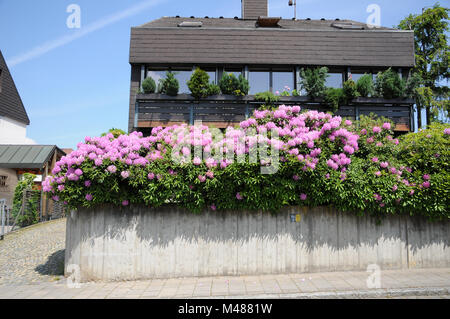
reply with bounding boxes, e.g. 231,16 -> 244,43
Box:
242,0 -> 268,19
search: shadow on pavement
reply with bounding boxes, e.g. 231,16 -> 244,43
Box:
35,249 -> 65,276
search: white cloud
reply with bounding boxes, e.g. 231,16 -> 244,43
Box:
7,0 -> 165,67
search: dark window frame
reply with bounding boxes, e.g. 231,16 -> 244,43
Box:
248,67 -> 295,94
0,175 -> 7,188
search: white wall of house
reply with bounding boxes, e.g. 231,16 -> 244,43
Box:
0,116 -> 35,144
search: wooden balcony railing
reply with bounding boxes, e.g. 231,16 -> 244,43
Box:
135,94 -> 415,132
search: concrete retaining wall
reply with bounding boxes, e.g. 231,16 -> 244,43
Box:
65,206 -> 450,282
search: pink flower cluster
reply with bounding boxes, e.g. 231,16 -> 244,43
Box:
43,105 -> 360,203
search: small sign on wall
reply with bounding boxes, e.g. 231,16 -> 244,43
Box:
290,214 -> 301,223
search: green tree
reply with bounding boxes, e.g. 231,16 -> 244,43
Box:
101,128 -> 126,138
11,173 -> 40,227
187,68 -> 210,99
299,67 -> 329,98
141,77 -> 156,94
398,3 -> 449,126
159,72 -> 179,96
218,73 -> 249,96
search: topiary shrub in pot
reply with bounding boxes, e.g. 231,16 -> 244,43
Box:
299,67 -> 329,99
374,68 -> 406,99
219,73 -> 249,96
324,88 -> 345,112
356,74 -> 374,97
219,73 -> 239,95
206,83 -> 221,96
141,77 -> 156,94
343,79 -> 360,103
255,91 -> 280,109
159,72 -> 179,96
236,74 -> 250,96
187,68 -> 210,99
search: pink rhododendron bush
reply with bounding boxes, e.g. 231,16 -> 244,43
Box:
43,106 -> 450,219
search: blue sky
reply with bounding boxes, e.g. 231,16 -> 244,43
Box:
0,0 -> 444,148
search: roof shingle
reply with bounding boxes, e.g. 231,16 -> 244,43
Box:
0,49 -> 30,125
130,17 -> 415,68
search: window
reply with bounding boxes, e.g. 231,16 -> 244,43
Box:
272,71 -> 294,94
249,70 -> 270,94
171,69 -> 192,94
223,68 -> 243,77
222,68 -> 243,82
203,68 -> 217,84
350,69 -> 373,83
351,73 -> 368,82
326,72 -> 344,88
0,175 -> 7,188
147,69 -> 167,85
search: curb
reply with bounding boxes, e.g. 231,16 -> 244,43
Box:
198,287 -> 450,299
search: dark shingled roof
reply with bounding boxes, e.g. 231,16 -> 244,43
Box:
0,49 -> 30,125
130,17 -> 415,68
137,17 -> 392,30
0,145 -> 64,169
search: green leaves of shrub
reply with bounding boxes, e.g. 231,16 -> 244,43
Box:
101,128 -> 126,138
374,68 -> 406,99
12,173 -> 40,227
324,88 -> 345,112
237,74 -> 250,96
219,73 -> 249,96
219,73 -> 239,95
142,77 -> 156,94
299,67 -> 329,98
255,91 -> 280,104
159,72 -> 179,96
187,68 -> 210,99
206,83 -> 221,96
356,74 -> 374,97
343,79 -> 360,102
324,80 -> 359,112
404,72 -> 423,99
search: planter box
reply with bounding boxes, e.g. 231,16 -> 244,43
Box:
65,206 -> 450,282
134,94 -> 415,131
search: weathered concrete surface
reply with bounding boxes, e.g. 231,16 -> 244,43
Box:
65,206 -> 450,282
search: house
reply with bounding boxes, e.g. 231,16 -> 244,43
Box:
0,145 -> 66,219
128,0 -> 416,134
0,48 -> 66,219
0,49 -> 34,144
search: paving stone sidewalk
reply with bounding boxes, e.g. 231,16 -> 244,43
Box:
0,268 -> 449,299
0,218 -> 66,285
0,217 -> 449,299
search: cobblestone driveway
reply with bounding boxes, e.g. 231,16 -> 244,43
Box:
0,219 -> 66,285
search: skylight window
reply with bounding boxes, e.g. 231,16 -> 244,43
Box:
177,21 -> 203,27
331,22 -> 364,30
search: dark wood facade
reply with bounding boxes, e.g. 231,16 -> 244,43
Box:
129,0 -> 416,133
135,94 -> 414,132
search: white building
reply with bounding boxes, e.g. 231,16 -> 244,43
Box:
0,49 -> 34,144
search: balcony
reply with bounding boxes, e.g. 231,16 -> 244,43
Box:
134,94 -> 415,132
